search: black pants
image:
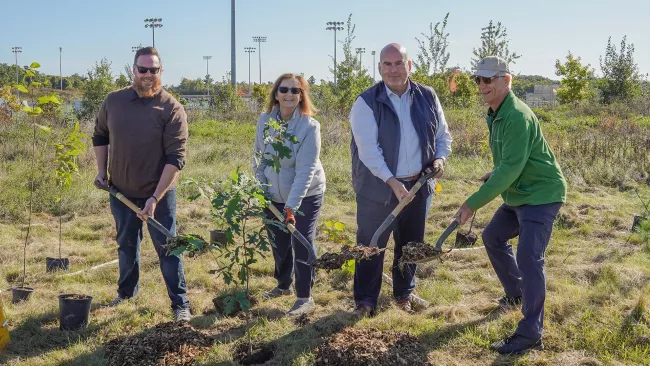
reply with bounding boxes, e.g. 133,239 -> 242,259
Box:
264,194 -> 323,298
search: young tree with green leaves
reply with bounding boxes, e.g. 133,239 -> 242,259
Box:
554,52 -> 594,104
79,58 -> 116,120
471,21 -> 520,68
330,14 -> 373,114
598,36 -> 642,104
414,12 -> 451,76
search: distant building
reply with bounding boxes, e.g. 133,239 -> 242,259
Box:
526,84 -> 560,107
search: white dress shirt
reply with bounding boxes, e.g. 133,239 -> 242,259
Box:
350,84 -> 452,182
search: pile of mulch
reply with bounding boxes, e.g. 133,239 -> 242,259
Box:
313,246 -> 385,270
104,322 -> 214,366
314,327 -> 430,366
399,242 -> 441,266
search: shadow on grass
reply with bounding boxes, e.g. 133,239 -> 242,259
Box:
0,308 -> 116,365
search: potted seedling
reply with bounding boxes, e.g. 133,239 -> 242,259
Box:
11,62 -> 59,303
47,121 -> 87,272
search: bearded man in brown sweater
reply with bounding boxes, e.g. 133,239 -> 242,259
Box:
92,46 -> 191,322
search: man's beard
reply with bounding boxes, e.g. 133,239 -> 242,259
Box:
133,77 -> 161,98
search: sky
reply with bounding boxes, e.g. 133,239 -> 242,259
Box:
1,0 -> 648,87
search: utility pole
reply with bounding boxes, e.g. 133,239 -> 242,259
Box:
203,56 -> 212,96
356,47 -> 366,68
252,36 -> 266,84
325,21 -> 344,86
11,46 -> 22,97
59,47 -> 63,90
231,0 -> 236,89
371,50 -> 376,81
244,47 -> 256,95
144,18 -> 163,47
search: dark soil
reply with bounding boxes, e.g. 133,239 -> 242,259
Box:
60,294 -> 90,300
293,313 -> 313,327
104,322 -> 213,366
212,293 -> 258,316
314,327 -> 430,366
164,234 -> 210,256
399,241 -> 441,266
313,245 -> 385,270
234,342 -> 275,365
455,231 -> 478,247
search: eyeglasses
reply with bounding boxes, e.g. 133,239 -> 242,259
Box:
278,86 -> 301,95
474,76 -> 504,85
135,65 -> 161,74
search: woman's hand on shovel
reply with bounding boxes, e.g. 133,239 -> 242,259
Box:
138,197 -> 157,222
284,207 -> 296,226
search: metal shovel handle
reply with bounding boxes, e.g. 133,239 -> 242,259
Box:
368,168 -> 440,248
94,181 -> 175,240
267,204 -> 317,266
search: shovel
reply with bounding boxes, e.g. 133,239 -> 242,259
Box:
369,168 -> 441,248
266,204 -> 317,266
94,182 -> 176,240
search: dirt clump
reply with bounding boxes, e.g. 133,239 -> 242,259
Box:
104,321 -> 213,366
315,327 -> 430,366
399,241 -> 441,266
234,342 -> 275,365
313,245 -> 384,270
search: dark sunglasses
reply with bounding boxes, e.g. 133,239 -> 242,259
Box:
135,65 -> 161,74
474,75 -> 503,85
278,86 -> 301,95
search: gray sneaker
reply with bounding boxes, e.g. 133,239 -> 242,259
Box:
287,298 -> 315,317
263,286 -> 293,300
174,308 -> 192,322
103,296 -> 127,308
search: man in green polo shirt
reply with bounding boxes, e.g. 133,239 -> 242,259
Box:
454,56 -> 567,354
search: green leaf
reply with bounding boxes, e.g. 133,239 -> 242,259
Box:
30,62 -> 41,69
12,84 -> 28,93
235,291 -> 252,311
325,220 -> 334,228
25,69 -> 35,77
37,124 -> 51,132
223,295 -> 236,315
38,95 -> 61,105
334,222 -> 346,231
31,81 -> 41,87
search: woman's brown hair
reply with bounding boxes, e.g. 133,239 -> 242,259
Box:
266,73 -> 318,117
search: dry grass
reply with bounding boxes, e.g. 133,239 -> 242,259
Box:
1,116 -> 650,365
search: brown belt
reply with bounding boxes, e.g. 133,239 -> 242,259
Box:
397,173 -> 420,182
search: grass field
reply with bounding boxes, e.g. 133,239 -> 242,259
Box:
1,108 -> 650,365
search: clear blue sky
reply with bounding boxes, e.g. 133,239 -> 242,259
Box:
1,0 -> 648,86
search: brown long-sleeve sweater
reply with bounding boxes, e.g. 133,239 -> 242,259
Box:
92,87 -> 188,199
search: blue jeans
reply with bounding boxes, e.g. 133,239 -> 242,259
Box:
482,202 -> 562,339
353,180 -> 429,309
264,194 -> 323,298
109,189 -> 190,310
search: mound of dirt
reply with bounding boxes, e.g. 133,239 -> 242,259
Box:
399,241 -> 441,266
313,246 -> 384,270
104,322 -> 213,366
455,231 -> 478,247
315,327 -> 430,366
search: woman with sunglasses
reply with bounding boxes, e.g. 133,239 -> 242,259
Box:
253,73 -> 326,316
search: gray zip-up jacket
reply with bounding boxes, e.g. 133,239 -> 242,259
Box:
253,106 -> 326,210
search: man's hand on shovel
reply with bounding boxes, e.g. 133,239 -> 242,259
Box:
138,197 -> 157,222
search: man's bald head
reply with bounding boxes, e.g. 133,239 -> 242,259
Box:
378,43 -> 411,94
380,43 -> 408,62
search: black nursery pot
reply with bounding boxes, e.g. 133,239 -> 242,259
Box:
46,257 -> 70,272
58,294 -> 93,330
210,230 -> 228,245
11,287 -> 34,304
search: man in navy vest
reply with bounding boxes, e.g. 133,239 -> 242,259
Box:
349,43 -> 452,316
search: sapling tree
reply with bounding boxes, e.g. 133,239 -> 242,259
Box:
52,121 -> 87,259
12,62 -> 61,289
